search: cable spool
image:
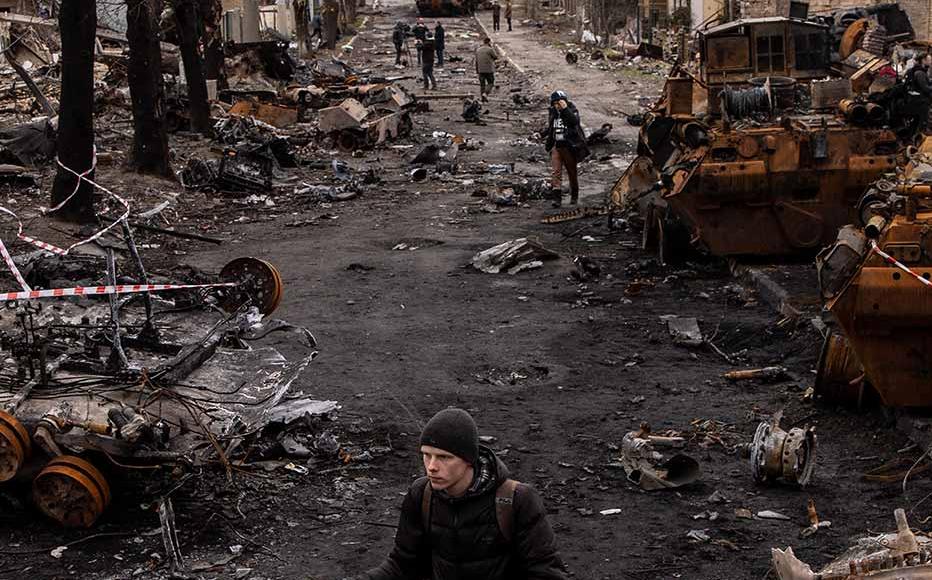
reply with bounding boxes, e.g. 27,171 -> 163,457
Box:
720,86 -> 772,119
33,455 -> 111,527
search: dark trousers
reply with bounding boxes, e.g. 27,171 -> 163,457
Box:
395,44 -> 403,64
436,49 -> 444,67
507,16 -> 512,30
416,46 -> 422,64
551,146 -> 579,199
492,14 -> 500,30
479,72 -> 494,96
423,66 -> 436,88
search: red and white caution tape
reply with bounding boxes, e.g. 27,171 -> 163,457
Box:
870,240 -> 932,288
0,281 -> 236,303
0,238 -> 30,292
0,147 -> 131,258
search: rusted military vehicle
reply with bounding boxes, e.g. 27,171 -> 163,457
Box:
610,16 -> 910,260
815,138 -> 932,407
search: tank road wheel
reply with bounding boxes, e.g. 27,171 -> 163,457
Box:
33,455 -> 111,527
219,257 -> 284,316
0,410 -> 30,482
814,331 -> 871,406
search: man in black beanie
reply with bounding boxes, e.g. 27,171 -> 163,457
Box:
344,407 -> 566,580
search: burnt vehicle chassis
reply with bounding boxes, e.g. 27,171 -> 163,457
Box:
0,247 -> 318,527
815,137 -> 932,408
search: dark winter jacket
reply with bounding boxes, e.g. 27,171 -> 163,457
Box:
435,25 -> 446,50
421,39 -> 436,68
350,447 -> 566,580
413,24 -> 429,41
393,26 -> 406,48
909,65 -> 932,97
546,102 -> 589,160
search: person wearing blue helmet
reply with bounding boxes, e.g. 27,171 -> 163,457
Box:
545,90 -> 589,208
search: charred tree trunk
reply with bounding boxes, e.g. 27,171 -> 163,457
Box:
173,0 -> 212,136
126,0 -> 173,177
199,0 -> 227,90
293,0 -> 312,58
322,0 -> 339,50
50,0 -> 96,221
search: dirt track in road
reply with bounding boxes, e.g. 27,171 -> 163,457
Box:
3,2 -> 928,579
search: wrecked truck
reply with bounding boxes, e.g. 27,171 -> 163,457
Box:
0,251 -> 322,527
815,137 -> 932,407
609,16 -> 910,260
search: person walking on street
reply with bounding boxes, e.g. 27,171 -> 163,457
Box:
492,1 -> 501,31
906,53 -> 932,135
545,90 -> 589,208
412,18 -> 428,65
475,37 -> 498,102
310,14 -> 322,42
421,34 -> 437,90
505,0 -> 513,31
434,22 -> 446,67
392,22 -> 408,65
342,407 -> 568,580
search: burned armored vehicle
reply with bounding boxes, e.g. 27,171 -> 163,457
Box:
610,15 -> 915,260
0,248 -> 323,527
815,137 -> 932,407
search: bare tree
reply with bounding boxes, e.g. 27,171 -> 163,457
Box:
50,0 -> 97,221
173,0 -> 212,135
126,0 -> 172,177
199,0 -> 227,89
293,0 -> 312,58
322,0 -> 339,50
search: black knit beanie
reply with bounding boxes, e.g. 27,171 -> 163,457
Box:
419,408 -> 479,464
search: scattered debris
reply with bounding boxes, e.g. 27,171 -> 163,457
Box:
750,414 -> 817,487
618,424 -> 700,491
471,238 -> 559,275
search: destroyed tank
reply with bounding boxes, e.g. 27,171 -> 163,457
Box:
416,0 -> 473,16
815,137 -> 932,407
609,17 -> 912,261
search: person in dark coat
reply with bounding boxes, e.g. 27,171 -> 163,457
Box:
545,90 -> 589,207
392,22 -> 408,65
505,0 -> 513,31
434,22 -> 446,67
491,1 -> 501,31
906,53 -> 932,135
343,408 -> 567,580
421,34 -> 437,90
412,18 -> 429,65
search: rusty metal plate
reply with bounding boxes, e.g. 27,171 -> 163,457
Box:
698,160 -> 767,198
847,155 -> 897,188
884,243 -> 922,263
706,36 -> 751,70
853,267 -> 932,327
229,100 -> 299,129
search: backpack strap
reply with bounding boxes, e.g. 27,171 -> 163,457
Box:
495,479 -> 520,543
420,479 -> 433,534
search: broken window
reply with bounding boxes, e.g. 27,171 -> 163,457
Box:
756,34 -> 785,73
794,32 -> 826,71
